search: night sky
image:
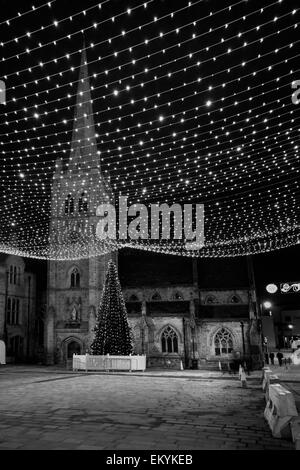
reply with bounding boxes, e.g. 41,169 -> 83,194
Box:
0,0 -> 300,259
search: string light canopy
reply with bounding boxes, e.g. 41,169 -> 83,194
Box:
0,0 -> 300,260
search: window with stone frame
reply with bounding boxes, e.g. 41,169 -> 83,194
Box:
7,297 -> 20,325
70,267 -> 80,288
205,295 -> 218,304
161,326 -> 179,353
173,291 -> 184,300
151,292 -> 162,301
214,328 -> 233,356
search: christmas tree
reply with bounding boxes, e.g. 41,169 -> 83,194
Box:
90,260 -> 133,355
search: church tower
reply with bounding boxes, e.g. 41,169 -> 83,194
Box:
45,45 -> 116,365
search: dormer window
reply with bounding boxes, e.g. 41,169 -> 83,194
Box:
70,267 -> 80,288
129,294 -> 139,302
173,291 -> 184,300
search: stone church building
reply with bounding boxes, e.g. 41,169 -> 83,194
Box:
43,48 -> 262,369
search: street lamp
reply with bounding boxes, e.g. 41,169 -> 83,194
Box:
263,301 -> 272,310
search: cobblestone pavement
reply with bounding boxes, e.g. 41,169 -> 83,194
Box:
0,367 -> 294,450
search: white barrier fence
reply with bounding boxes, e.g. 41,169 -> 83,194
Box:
264,383 -> 298,438
73,354 -> 146,372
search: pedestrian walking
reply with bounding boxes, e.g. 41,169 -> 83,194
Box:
269,352 -> 275,365
276,349 -> 283,366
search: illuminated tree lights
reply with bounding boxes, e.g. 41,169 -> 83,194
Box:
90,260 -> 133,356
0,0 -> 299,259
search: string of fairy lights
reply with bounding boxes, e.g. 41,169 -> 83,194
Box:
0,0 -> 300,259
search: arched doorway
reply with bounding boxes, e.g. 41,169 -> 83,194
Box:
67,341 -> 81,358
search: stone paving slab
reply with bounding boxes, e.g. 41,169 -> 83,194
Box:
0,367 -> 294,450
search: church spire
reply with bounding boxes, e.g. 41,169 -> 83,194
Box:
68,42 -> 99,172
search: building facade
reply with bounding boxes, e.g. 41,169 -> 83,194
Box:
0,254 -> 37,362
44,48 -> 262,368
120,251 -> 262,369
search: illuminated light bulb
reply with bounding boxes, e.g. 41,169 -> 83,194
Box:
266,284 -> 278,293
158,116 -> 164,122
206,100 -> 212,107
113,90 -> 119,96
33,113 -> 39,119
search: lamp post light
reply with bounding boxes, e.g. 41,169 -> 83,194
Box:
261,301 -> 273,358
263,301 -> 272,315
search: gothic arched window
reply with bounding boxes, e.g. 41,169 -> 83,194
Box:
152,292 -> 161,301
70,267 -> 80,288
7,297 -> 11,324
214,328 -> 233,356
65,195 -> 74,215
161,326 -> 178,353
129,294 -> 139,302
173,291 -> 184,300
13,266 -> 17,285
79,192 -> 88,213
